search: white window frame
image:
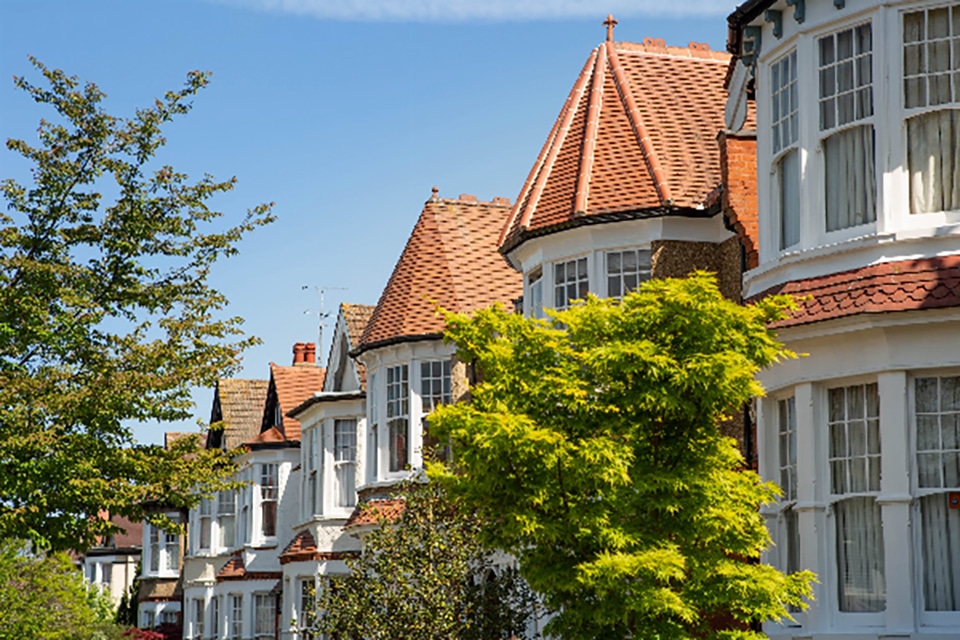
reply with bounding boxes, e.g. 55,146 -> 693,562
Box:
911,372 -> 960,625
193,597 -> 205,640
298,577 -> 316,639
146,522 -> 180,576
305,426 -> 319,518
334,418 -> 358,508
197,497 -> 212,552
771,48 -> 801,252
368,371 -> 379,484
604,248 -> 651,299
824,381 -> 885,618
260,463 -> 278,539
229,593 -> 243,640
254,592 -> 275,640
217,490 -> 236,550
553,256 -> 589,311
526,266 -> 545,318
386,364 -> 410,475
901,4 -> 960,219
210,596 -> 220,639
817,20 -> 878,239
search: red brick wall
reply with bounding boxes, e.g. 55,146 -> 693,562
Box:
718,131 -> 759,270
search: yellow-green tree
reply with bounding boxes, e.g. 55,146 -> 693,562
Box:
0,59 -> 273,551
429,273 -> 815,640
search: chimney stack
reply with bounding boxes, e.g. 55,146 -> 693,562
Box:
292,342 -> 306,365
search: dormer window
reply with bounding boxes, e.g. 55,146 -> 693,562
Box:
772,50 -> 800,249
903,5 -> 960,215
819,23 -> 877,232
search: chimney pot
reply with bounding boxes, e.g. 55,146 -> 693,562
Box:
293,342 -> 306,365
304,342 -> 316,365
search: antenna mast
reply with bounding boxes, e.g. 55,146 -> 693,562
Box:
302,285 -> 347,367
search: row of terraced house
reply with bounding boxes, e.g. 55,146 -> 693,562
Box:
75,1 -> 960,638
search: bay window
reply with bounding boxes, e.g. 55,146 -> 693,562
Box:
915,375 -> 960,611
772,50 -> 800,250
260,463 -> 278,537
334,419 -> 358,508
828,382 -> 884,612
554,257 -> 588,310
819,23 -> 877,232
387,365 -> 410,473
420,360 -> 452,413
904,5 -> 960,215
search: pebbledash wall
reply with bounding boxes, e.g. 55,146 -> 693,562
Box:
728,0 -> 960,638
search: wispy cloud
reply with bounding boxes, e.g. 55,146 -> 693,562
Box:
208,0 -> 730,22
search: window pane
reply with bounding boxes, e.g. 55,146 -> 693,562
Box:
906,110 -> 960,214
824,125 -> 876,231
779,149 -> 800,249
920,494 -> 960,610
835,497 -> 886,612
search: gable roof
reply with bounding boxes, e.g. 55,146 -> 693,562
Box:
324,303 -> 376,392
207,378 -> 269,450
500,36 -> 731,254
356,192 -> 521,354
255,363 -> 325,443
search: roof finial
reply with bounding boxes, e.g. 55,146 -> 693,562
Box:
431,185 -> 439,201
603,14 -> 618,42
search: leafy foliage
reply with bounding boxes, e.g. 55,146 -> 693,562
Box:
314,480 -> 539,640
428,273 -> 816,639
0,539 -> 127,639
0,58 -> 274,551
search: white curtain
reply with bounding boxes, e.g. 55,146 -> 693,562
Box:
908,109 -> 960,215
780,149 -> 801,249
825,125 -> 877,231
835,497 -> 885,612
921,494 -> 960,611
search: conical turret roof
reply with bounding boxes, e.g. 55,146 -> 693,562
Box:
500,36 -> 732,253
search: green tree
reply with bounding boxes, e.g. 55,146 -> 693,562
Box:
0,539 -> 127,639
428,273 -> 815,640
315,480 -> 539,640
0,58 -> 274,551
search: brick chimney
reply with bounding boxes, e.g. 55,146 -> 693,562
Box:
303,342 -> 316,365
292,342 -> 306,365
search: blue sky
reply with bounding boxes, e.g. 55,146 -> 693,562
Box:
1,0 -> 734,444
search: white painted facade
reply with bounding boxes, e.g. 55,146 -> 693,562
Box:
181,447 -> 299,640
738,0 -> 960,637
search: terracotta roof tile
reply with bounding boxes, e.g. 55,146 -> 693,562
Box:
216,555 -> 245,580
267,363 -> 326,442
343,303 -> 375,390
209,378 -> 268,449
279,530 -> 354,564
246,425 -> 285,445
501,38 -> 731,250
343,498 -> 405,529
751,255 -> 960,328
358,195 -> 521,351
